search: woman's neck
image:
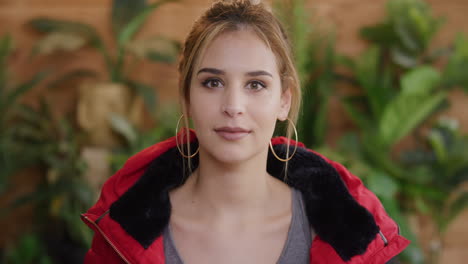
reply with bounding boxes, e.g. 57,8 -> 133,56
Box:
180,147 -> 286,226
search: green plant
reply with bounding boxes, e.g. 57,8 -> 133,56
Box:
109,104 -> 178,172
441,34 -> 468,92
0,34 -> 46,193
319,131 -> 426,264
336,45 -> 451,264
345,50 -> 446,149
360,0 -> 444,68
2,233 -> 53,264
4,98 -> 94,251
276,0 -> 468,263
335,1 -> 468,262
27,0 -> 180,114
360,0 -> 468,93
400,117 -> 468,262
274,0 -> 337,148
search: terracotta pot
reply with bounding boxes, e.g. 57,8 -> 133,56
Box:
77,81 -> 143,147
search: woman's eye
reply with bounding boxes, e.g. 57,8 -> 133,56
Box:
248,80 -> 266,91
202,78 -> 223,89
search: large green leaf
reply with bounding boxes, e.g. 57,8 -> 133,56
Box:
400,66 -> 441,95
379,67 -> 443,147
379,91 -> 445,147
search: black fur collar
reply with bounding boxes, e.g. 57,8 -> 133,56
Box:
109,142 -> 379,261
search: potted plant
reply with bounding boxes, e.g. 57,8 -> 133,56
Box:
27,0 -> 180,147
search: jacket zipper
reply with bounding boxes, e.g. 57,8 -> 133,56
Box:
83,215 -> 131,264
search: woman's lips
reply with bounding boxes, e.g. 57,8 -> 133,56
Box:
214,127 -> 251,141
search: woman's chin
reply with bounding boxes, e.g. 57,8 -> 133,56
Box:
199,144 -> 259,166
211,149 -> 250,164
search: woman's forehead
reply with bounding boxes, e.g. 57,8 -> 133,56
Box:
195,29 -> 279,77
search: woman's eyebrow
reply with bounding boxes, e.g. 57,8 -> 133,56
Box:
197,68 -> 225,75
246,70 -> 273,78
197,68 -> 273,78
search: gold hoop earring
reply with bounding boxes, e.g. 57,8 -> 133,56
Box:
269,118 -> 298,162
175,114 -> 199,158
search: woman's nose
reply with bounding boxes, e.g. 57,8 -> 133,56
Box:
221,87 -> 244,117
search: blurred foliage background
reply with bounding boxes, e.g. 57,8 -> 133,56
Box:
1,0 -> 467,263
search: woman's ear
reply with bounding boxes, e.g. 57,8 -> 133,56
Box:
278,88 -> 292,121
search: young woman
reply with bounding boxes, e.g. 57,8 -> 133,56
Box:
81,0 -> 410,263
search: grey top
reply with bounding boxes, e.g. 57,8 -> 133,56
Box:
163,187 -> 313,264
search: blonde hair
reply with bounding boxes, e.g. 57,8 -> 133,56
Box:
177,0 -> 301,177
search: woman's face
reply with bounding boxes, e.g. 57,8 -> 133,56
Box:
187,29 -> 291,164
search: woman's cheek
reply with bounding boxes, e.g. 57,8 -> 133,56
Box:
249,98 -> 279,121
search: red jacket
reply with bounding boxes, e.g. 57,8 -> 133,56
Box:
81,132 -> 410,264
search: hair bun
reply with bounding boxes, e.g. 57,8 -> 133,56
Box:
220,0 -> 262,5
